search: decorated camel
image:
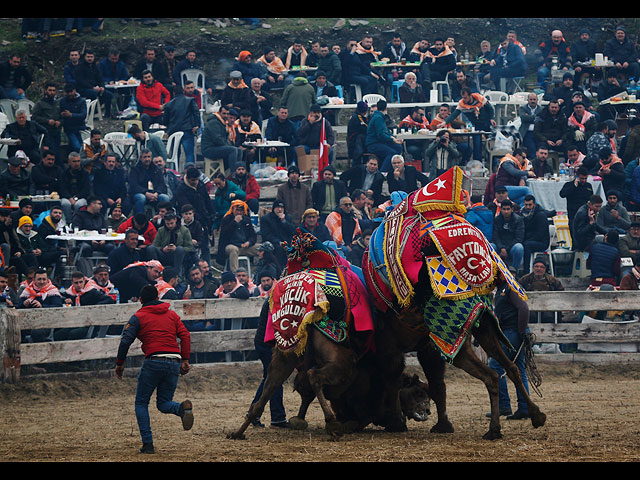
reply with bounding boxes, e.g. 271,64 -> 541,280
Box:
227,232 -> 430,440
362,166 -> 546,440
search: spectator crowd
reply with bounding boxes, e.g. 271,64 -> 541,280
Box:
2,19 -> 640,353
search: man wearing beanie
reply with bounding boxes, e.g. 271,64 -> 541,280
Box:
604,25 -> 640,81
276,165 -> 313,226
571,29 -> 598,85
228,162 -> 260,214
259,199 -> 297,266
216,270 -> 250,299
14,215 -> 57,271
346,101 -> 369,165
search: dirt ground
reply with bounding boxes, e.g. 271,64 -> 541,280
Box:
1,361 -> 639,463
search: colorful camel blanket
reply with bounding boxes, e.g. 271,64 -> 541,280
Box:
267,271 -> 330,355
424,293 -> 496,363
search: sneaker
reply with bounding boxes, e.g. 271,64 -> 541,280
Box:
140,442 -> 155,454
506,410 -> 530,420
485,409 -> 513,418
271,421 -> 291,429
178,400 -> 194,430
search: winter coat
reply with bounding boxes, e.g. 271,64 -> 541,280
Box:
98,58 -> 129,84
135,80 -> 171,118
58,93 -> 87,132
164,94 -> 200,136
92,164 -> 128,203
280,77 -> 315,119
493,212 -> 525,252
173,178 -> 216,230
127,161 -> 167,196
465,204 -> 494,242
522,205 -> 550,245
152,224 -> 194,253
276,180 -> 313,226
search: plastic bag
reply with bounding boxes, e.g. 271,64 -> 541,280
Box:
493,130 -> 514,152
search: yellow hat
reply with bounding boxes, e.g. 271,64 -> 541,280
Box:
18,216 -> 33,229
302,208 -> 319,219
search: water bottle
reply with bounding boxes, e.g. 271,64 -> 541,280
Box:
113,287 -> 120,304
464,49 -> 470,62
559,162 -> 566,177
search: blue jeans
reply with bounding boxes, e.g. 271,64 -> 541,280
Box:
203,145 -> 241,171
367,142 -> 403,172
508,242 -> 524,271
504,185 -> 532,209
250,343 -> 287,424
181,131 -> 195,165
132,193 -> 171,214
489,327 -> 530,413
134,358 -> 181,444
65,130 -> 84,153
0,87 -> 25,100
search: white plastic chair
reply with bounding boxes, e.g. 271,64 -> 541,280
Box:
181,68 -> 206,109
103,131 -> 131,160
16,99 -> 34,120
85,98 -> 100,129
165,131 -> 184,172
0,99 -> 17,124
362,94 -> 386,107
483,90 -> 509,103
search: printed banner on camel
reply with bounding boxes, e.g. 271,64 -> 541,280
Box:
428,222 -> 494,288
270,271 -> 328,353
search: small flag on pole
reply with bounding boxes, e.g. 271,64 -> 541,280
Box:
318,118 -> 330,180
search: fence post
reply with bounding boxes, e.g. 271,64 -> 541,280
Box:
0,309 -> 21,383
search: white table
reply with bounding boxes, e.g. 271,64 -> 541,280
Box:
527,177 -> 606,214
244,140 -> 291,164
46,231 -> 126,242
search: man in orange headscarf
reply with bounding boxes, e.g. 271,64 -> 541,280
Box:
216,199 -> 261,271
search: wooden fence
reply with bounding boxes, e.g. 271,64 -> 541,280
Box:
2,291 -> 640,383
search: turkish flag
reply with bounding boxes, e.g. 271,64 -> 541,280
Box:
318,118 -> 330,180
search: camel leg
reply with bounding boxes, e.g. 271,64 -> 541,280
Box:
289,370 -> 315,430
373,326 -> 409,432
452,339 -> 503,440
306,358 -> 356,439
227,349 -> 298,440
474,321 -> 546,430
417,345 -> 454,434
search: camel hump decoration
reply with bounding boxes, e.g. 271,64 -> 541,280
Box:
364,166 -> 526,363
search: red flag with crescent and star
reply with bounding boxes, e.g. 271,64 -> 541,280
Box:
412,166 -> 468,219
318,118 -> 330,180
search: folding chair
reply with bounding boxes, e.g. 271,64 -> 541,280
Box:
165,131 -> 184,172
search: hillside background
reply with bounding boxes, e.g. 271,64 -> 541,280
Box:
0,17 -> 638,100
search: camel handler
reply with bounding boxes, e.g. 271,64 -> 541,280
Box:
115,284 -> 193,454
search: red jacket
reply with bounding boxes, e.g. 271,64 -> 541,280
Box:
117,217 -> 157,245
116,301 -> 190,364
136,80 -> 171,117
228,173 -> 260,201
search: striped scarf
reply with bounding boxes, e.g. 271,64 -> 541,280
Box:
20,279 -> 61,301
284,46 -> 307,69
67,278 -> 101,306
457,93 -> 488,118
410,42 -> 430,62
568,110 -> 594,132
257,55 -> 287,75
356,42 -> 380,60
